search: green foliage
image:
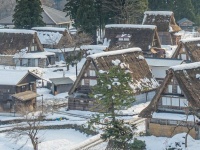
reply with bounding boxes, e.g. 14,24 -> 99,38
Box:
101,120 -> 136,143
91,63 -> 135,113
13,0 -> 45,29
129,138 -> 146,150
148,0 -> 197,24
88,61 -> 136,146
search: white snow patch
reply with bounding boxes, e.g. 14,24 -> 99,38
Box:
87,47 -> 141,59
112,59 -> 121,66
105,24 -> 156,29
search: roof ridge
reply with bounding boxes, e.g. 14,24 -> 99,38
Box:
42,5 -> 57,24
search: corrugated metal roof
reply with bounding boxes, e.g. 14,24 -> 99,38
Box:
49,77 -> 74,85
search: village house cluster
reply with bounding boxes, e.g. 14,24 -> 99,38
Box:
0,9 -> 200,140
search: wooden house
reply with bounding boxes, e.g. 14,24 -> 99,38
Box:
104,24 -> 163,57
0,29 -> 43,55
0,70 -> 40,113
177,18 -> 195,32
146,58 -> 183,84
31,27 -> 73,49
0,5 -> 73,28
139,62 -> 200,139
68,48 -> 159,111
0,29 -> 56,67
172,38 -> 200,62
49,77 -> 74,95
142,11 -> 182,45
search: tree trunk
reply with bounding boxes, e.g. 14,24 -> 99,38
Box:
106,140 -> 127,150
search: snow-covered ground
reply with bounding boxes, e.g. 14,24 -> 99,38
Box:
0,129 -> 92,150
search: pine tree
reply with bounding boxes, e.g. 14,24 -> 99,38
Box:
13,0 -> 45,29
124,0 -> 148,23
172,0 -> 195,22
88,60 -> 136,149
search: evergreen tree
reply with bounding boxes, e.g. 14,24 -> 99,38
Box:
172,0 -> 195,22
88,60 -> 137,149
124,0 -> 148,23
75,0 -> 99,36
63,0 -> 80,24
13,0 -> 45,29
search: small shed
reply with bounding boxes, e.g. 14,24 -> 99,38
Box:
177,18 -> 194,32
49,77 -> 74,95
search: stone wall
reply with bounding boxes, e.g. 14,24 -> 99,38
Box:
0,55 -> 14,66
148,122 -> 197,139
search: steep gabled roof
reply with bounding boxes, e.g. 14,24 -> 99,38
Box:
0,5 -> 72,26
140,62 -> 200,118
142,11 -> 181,32
0,29 -> 43,54
31,27 -> 72,46
172,38 -> 200,62
0,70 -> 40,86
104,24 -> 161,51
69,48 -> 159,94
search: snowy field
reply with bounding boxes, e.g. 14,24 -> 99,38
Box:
0,129 -> 92,150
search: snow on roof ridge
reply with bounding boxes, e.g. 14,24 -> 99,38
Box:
80,45 -> 108,50
32,27 -> 67,32
170,62 -> 200,71
87,47 -> 141,59
105,24 -> 156,29
144,11 -> 173,16
0,29 -> 36,34
180,37 -> 200,43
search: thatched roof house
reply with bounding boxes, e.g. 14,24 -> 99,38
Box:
139,62 -> 200,139
0,29 -> 43,55
142,11 -> 182,45
104,24 -> 161,56
32,27 -> 73,49
142,11 -> 181,33
68,48 -> 159,111
172,38 -> 200,62
140,62 -> 200,118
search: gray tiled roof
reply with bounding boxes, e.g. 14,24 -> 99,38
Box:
0,5 -> 71,25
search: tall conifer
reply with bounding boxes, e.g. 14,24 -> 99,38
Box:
13,0 -> 45,29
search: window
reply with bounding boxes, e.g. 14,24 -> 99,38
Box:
162,97 -> 171,106
90,70 -> 96,76
171,97 -> 179,106
180,98 -> 188,107
168,85 -> 172,93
